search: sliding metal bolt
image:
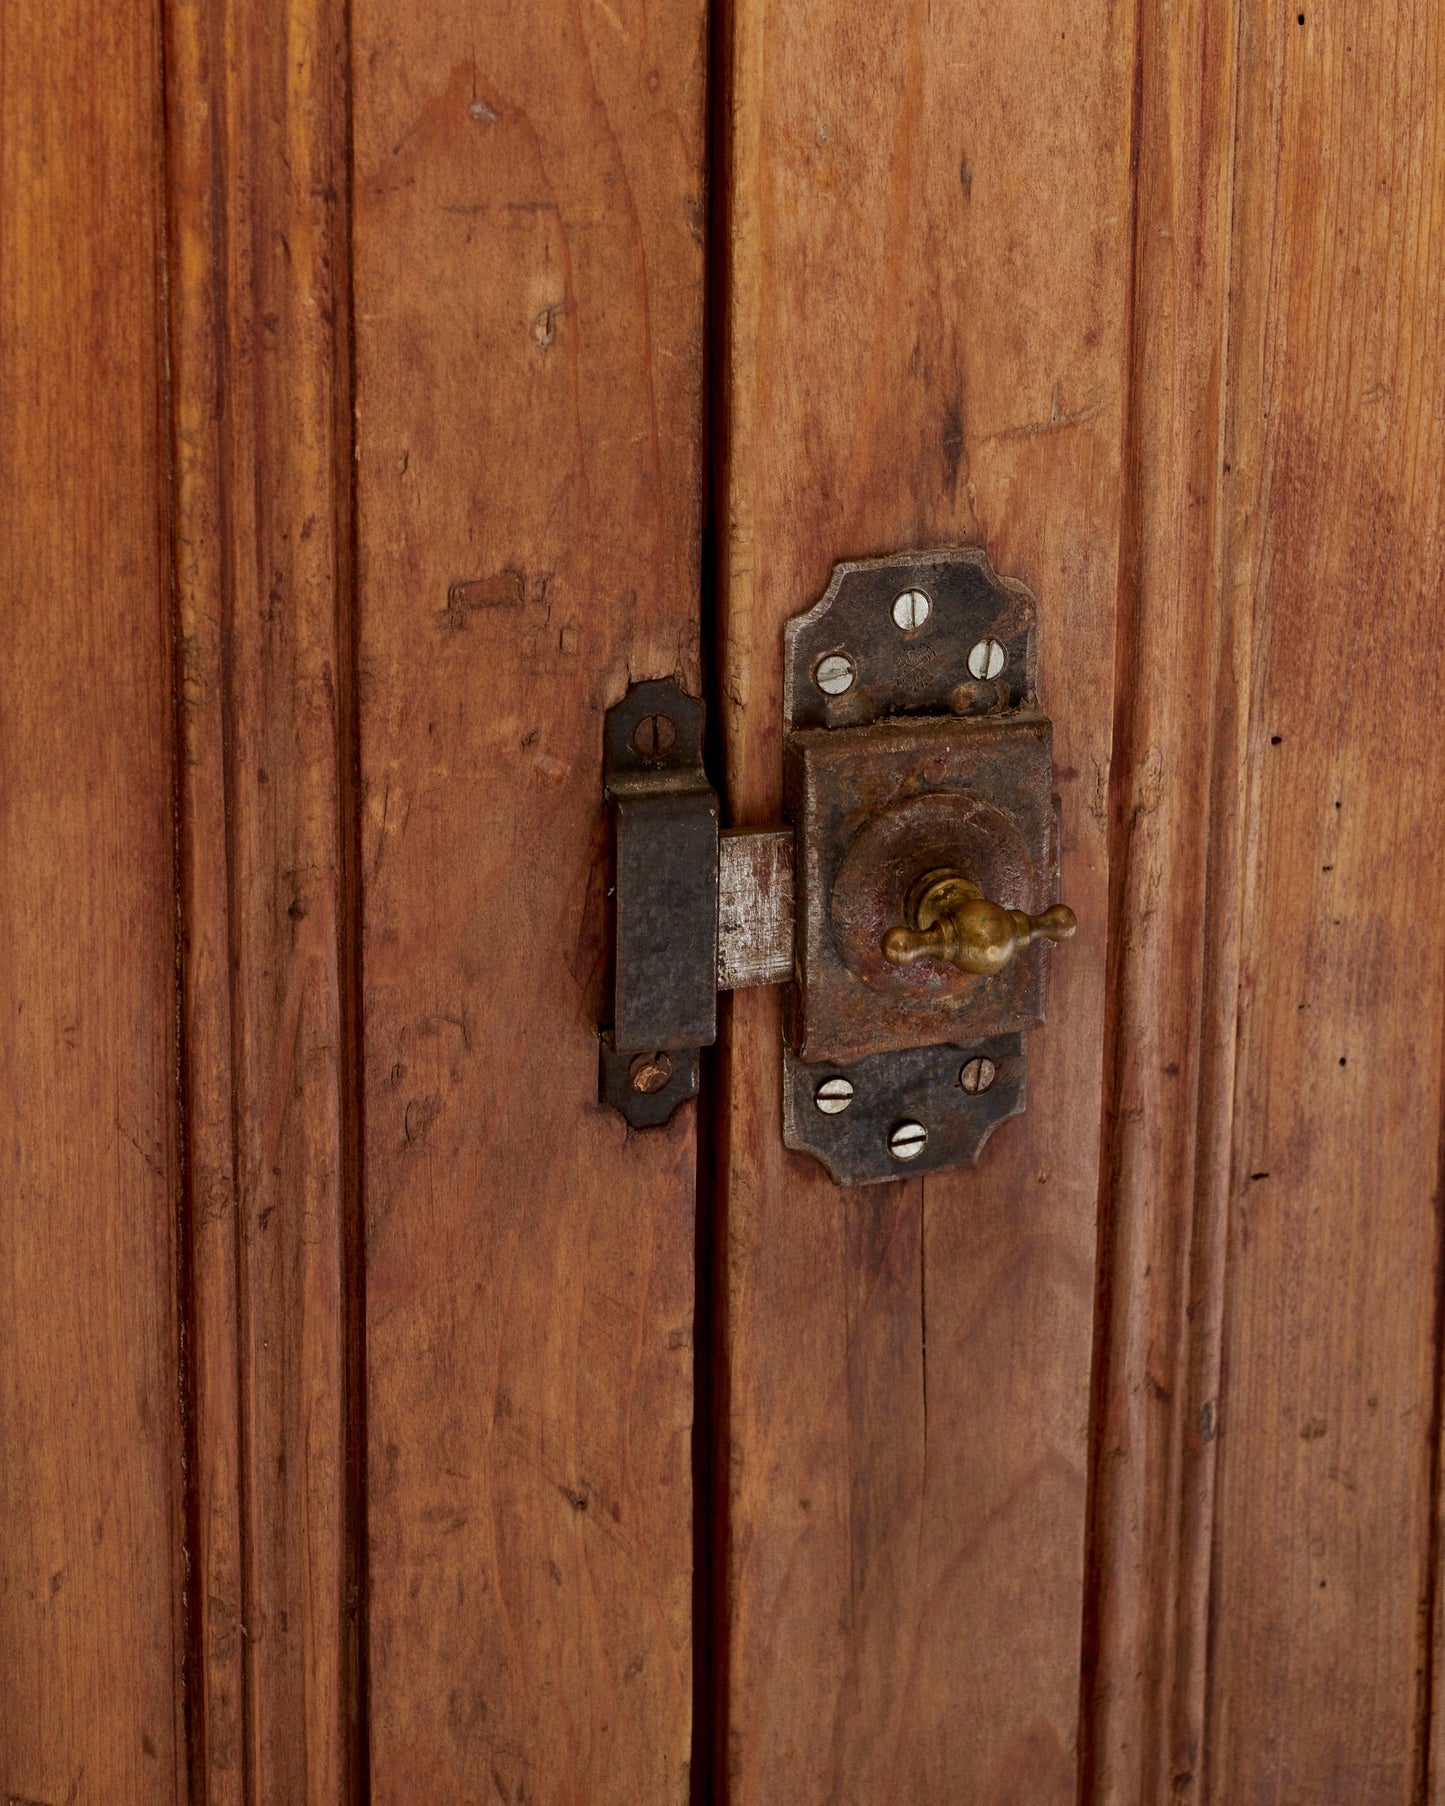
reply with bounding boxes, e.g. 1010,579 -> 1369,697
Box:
888,1120 -> 928,1161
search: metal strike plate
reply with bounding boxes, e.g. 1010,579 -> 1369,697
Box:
601,679 -> 718,1127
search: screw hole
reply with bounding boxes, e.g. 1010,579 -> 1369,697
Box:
629,1051 -> 674,1094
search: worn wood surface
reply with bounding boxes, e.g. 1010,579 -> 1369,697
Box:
162,0 -> 357,1793
0,0 -> 187,1797
10,0 -> 1445,1796
712,0 -> 1134,1797
1078,1 -> 1241,1800
1085,0 -> 1445,1800
1203,4 -> 1445,1800
350,1 -> 708,1798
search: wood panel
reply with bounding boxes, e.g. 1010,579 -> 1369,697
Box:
713,0 -> 1134,1798
1079,1 -> 1242,1799
162,0 -> 357,1794
1204,3 -> 1445,1799
349,2 -> 708,1799
0,0 -> 187,1796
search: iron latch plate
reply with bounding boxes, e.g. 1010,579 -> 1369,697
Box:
598,547 -> 1069,1179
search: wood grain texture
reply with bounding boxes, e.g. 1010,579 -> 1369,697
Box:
162,0 -> 357,1793
1204,3 -> 1445,1799
1079,2 -> 1242,1800
350,2 -> 707,1798
713,0 -> 1134,1797
0,0 -> 187,1796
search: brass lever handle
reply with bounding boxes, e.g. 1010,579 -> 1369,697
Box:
882,868 -> 1076,978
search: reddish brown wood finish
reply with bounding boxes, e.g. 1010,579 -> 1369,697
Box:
1079,0 -> 1241,1797
0,0 -> 187,1798
349,2 -> 708,1798
1205,4 -> 1445,1798
162,0 -> 358,1793
8,1 -> 1445,1798
1085,4 -> 1445,1802
712,0 -> 1134,1798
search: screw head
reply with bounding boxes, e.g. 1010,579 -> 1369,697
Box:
628,1051 -> 674,1095
959,1055 -> 997,1095
814,652 -> 856,697
891,588 -> 931,632
631,713 -> 676,758
814,1075 -> 855,1115
888,1120 -> 928,1161
967,637 -> 1006,681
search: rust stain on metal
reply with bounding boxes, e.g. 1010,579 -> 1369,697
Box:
784,714 -> 1061,1063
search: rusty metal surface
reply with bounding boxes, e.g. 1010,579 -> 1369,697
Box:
718,828 -> 795,990
782,1033 -> 1026,1185
594,554 -> 1068,1176
784,546 -> 1036,732
604,678 -> 719,1055
784,713 -> 1060,1062
598,1032 -> 700,1129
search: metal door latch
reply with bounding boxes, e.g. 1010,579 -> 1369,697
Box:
598,547 -> 1075,1185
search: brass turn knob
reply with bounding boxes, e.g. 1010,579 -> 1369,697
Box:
882,868 -> 1076,978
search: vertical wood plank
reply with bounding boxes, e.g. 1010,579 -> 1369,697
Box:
162,0 -> 357,1792
715,0 -> 1135,1797
1206,3 -> 1445,1799
1079,1 -> 1243,1800
350,3 -> 707,1799
0,0 -> 187,1796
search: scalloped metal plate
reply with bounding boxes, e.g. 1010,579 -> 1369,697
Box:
782,1033 -> 1026,1186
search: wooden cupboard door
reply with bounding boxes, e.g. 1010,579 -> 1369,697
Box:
708,0 -> 1133,1797
348,1 -> 708,1798
6,0 -> 1445,1800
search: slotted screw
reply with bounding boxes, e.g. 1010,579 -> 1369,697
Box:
967,637 -> 1006,681
888,1120 -> 928,1161
815,653 -> 856,697
959,1056 -> 997,1095
631,713 -> 676,758
815,1076 -> 855,1115
891,588 -> 931,632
